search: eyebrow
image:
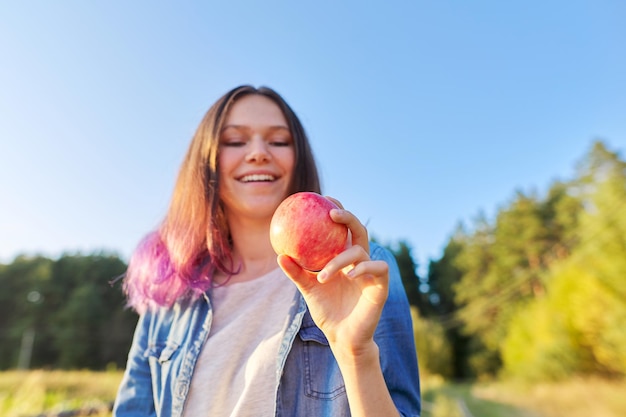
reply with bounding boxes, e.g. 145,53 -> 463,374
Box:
220,124 -> 290,133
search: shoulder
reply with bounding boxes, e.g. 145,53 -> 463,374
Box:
369,241 -> 394,263
139,294 -> 208,333
368,242 -> 407,300
369,242 -> 400,281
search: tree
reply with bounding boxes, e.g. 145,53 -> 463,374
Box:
502,140 -> 626,380
426,230 -> 474,378
0,255 -> 53,369
47,253 -> 136,369
450,170 -> 583,376
427,225 -> 464,318
0,252 -> 136,370
411,307 -> 453,379
387,240 -> 424,311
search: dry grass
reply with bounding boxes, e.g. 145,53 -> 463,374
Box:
473,377 -> 626,417
0,370 -> 123,417
3,370 -> 625,417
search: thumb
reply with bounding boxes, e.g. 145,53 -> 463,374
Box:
277,254 -> 316,292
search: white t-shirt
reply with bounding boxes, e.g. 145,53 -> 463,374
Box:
182,268 -> 297,417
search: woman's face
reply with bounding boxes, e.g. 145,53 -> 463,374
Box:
218,94 -> 295,223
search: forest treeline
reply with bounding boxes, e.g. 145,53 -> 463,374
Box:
1,140 -> 624,382
407,139 -> 626,381
0,253 -> 136,370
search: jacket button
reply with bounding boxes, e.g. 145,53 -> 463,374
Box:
176,381 -> 188,397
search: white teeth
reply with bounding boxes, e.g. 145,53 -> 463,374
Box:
240,174 -> 276,182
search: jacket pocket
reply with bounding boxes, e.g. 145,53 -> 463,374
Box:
298,322 -> 346,400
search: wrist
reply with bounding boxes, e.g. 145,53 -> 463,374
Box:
330,339 -> 380,370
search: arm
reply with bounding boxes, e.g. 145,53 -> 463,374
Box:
113,312 -> 157,416
278,203 -> 420,416
371,243 -> 421,416
330,339 -> 401,417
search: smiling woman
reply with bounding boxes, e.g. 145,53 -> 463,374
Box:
217,94 -> 296,238
113,85 -> 421,417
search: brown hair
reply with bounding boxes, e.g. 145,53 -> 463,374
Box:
124,85 -> 321,310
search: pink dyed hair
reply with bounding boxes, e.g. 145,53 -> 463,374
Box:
124,86 -> 321,313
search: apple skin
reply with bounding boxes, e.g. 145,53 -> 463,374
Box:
270,192 -> 349,272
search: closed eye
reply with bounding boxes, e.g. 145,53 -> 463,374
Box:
269,141 -> 291,147
222,141 -> 246,147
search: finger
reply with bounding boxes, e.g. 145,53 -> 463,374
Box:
347,260 -> 390,305
329,209 -> 370,253
346,260 -> 389,283
318,245 -> 370,281
277,254 -> 316,291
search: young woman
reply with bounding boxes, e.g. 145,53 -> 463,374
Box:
113,85 -> 421,417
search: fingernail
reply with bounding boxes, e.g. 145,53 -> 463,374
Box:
317,270 -> 327,283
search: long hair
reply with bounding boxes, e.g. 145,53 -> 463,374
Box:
124,86 -> 321,313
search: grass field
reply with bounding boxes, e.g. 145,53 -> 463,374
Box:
0,370 -> 121,417
421,374 -> 540,417
1,370 -> 625,417
421,374 -> 626,417
472,377 -> 626,417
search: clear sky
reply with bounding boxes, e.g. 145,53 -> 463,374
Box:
1,1 -> 625,273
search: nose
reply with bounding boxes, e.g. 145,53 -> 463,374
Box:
246,136 -> 271,163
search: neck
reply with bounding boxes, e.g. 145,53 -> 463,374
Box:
217,215 -> 278,284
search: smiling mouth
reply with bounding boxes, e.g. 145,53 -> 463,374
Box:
239,174 -> 277,183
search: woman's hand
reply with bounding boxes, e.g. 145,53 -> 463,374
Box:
277,197 -> 389,358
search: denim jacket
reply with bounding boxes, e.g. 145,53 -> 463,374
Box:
113,243 -> 421,416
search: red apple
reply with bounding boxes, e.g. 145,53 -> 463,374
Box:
270,192 -> 348,272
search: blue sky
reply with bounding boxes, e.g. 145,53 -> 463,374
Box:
1,1 -> 625,273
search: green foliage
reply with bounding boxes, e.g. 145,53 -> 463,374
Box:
453,183 -> 582,363
0,256 -> 54,368
411,307 -> 454,379
386,240 -> 427,311
501,140 -> 626,380
503,258 -> 626,380
426,139 -> 625,381
426,235 -> 476,378
0,253 -> 136,370
427,231 -> 464,317
501,293 -> 586,381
